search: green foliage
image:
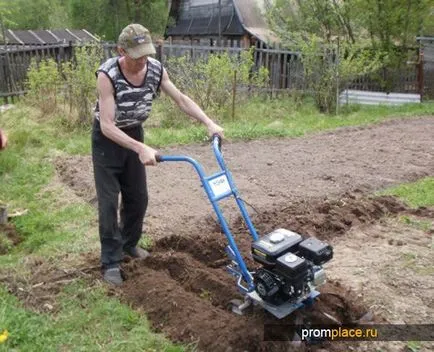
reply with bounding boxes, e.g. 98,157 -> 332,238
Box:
26,59 -> 62,116
351,0 -> 433,50
268,0 -> 420,113
3,0 -> 52,29
69,0 -> 115,41
62,45 -> 104,125
1,0 -> 168,42
381,177 -> 434,208
165,49 -> 268,123
25,45 -> 103,126
279,33 -> 383,113
0,1 -> 17,29
68,0 -> 168,41
269,0 -> 357,43
269,0 -> 433,48
48,0 -> 71,29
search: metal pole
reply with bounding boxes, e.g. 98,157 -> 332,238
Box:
418,46 -> 424,101
335,37 -> 340,115
218,0 -> 222,46
232,70 -> 237,120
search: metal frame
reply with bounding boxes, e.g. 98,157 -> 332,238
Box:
158,136 -> 257,292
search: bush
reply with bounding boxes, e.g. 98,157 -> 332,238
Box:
62,45 -> 104,126
296,34 -> 383,114
164,49 -> 269,124
26,59 -> 62,116
26,45 -> 103,127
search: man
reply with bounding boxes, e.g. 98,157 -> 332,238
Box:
0,129 -> 7,150
92,24 -> 224,285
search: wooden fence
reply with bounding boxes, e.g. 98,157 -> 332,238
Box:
0,43 -> 74,102
0,41 -> 425,103
420,40 -> 434,99
156,42 -> 304,91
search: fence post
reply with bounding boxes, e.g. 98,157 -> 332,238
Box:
276,42 -> 281,91
417,48 -> 424,101
4,51 -> 13,103
232,70 -> 237,120
103,43 -> 110,60
0,203 -> 7,225
335,37 -> 340,115
59,44 -> 65,62
156,40 -> 163,63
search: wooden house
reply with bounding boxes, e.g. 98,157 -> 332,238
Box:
166,0 -> 278,47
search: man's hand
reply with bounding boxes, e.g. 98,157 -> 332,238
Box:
0,129 -> 7,150
138,144 -> 158,166
206,122 -> 224,139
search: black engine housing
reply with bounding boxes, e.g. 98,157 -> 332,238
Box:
251,229 -> 333,305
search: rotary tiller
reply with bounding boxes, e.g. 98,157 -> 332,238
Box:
156,135 -> 333,319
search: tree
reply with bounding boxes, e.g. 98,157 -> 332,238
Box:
268,0 -> 433,113
351,0 -> 433,50
1,0 -> 169,41
269,0 -> 357,46
0,0 -> 18,42
48,0 -> 72,29
68,0 -> 168,41
7,0 -> 52,29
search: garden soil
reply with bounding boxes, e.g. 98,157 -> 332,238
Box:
7,117 -> 434,351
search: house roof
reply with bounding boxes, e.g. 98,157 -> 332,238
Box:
233,0 -> 279,43
1,29 -> 99,45
166,14 -> 245,36
166,0 -> 245,37
166,0 -> 278,44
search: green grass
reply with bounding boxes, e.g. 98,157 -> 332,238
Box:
147,96 -> 434,146
0,283 -> 184,352
381,177 -> 434,208
0,98 -> 433,351
0,107 -> 95,267
381,177 -> 434,233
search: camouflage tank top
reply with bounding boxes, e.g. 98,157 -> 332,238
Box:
94,56 -> 163,129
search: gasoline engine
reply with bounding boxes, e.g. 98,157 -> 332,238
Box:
251,229 -> 333,305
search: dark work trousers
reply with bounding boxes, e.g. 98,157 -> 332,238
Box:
91,120 -> 148,269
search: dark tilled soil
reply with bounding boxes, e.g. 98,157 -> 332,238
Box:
118,194 -> 405,352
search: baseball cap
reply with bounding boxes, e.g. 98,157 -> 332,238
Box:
118,24 -> 156,58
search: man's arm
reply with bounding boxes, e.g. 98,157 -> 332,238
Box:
159,69 -> 224,137
97,73 -> 158,165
